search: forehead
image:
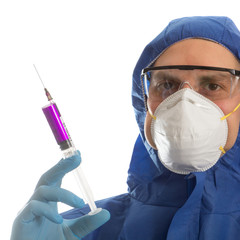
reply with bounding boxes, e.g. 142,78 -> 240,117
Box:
154,39 -> 240,69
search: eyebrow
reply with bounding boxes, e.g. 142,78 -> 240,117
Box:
151,71 -> 182,82
197,71 -> 230,80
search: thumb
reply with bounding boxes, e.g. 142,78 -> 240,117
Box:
63,209 -> 110,238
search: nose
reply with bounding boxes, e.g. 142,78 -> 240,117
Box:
178,81 -> 194,90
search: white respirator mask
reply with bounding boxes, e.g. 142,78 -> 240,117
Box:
145,88 -> 230,175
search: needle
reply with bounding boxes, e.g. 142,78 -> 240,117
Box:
33,64 -> 53,101
33,64 -> 45,88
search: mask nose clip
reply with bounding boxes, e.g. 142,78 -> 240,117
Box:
178,81 -> 194,90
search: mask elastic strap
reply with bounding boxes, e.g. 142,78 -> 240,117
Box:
219,146 -> 226,154
147,102 -> 157,120
221,102 -> 240,121
219,102 -> 240,154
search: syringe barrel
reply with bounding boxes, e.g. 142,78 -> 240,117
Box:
62,148 -> 98,213
42,102 -> 73,150
73,165 -> 98,212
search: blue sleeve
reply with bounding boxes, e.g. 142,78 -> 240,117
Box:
61,193 -> 130,240
199,213 -> 240,240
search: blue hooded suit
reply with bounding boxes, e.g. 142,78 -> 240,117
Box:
62,16 -> 240,239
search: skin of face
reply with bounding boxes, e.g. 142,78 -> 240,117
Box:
144,39 -> 240,152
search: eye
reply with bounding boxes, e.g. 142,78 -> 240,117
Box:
163,81 -> 174,90
155,80 -> 175,90
205,83 -> 220,91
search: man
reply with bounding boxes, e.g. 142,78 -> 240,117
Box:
11,16 -> 240,239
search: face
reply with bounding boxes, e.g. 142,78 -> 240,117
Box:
145,39 -> 240,152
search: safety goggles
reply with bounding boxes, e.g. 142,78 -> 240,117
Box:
141,65 -> 240,102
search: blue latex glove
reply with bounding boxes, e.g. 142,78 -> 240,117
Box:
10,152 -> 110,240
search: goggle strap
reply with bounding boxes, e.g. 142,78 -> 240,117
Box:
140,74 -> 148,112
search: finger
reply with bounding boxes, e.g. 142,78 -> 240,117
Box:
31,185 -> 85,209
20,200 -> 63,224
36,151 -> 81,188
65,209 -> 110,238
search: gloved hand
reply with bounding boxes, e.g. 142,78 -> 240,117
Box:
10,152 -> 110,240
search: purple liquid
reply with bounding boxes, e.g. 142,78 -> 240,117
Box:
42,103 -> 69,145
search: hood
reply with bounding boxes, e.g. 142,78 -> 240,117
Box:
128,16 -> 240,201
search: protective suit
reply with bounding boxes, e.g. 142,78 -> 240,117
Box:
62,16 -> 240,239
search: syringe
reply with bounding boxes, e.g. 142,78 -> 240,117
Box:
33,65 -> 101,215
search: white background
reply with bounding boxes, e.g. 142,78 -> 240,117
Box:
1,0 -> 240,238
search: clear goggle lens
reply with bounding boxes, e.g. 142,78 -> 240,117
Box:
143,68 -> 240,102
